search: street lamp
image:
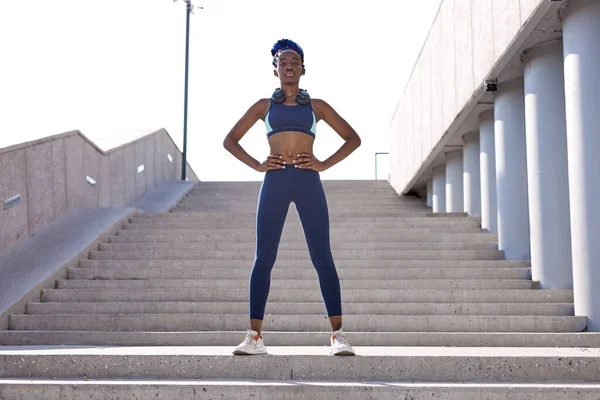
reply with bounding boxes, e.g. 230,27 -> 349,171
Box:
173,0 -> 202,180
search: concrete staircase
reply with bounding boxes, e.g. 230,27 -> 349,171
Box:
1,180 -> 599,398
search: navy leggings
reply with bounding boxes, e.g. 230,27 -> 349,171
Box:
249,166 -> 342,320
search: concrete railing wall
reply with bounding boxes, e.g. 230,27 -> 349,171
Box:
389,0 -> 543,194
0,128 -> 198,253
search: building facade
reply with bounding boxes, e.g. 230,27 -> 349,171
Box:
389,0 -> 600,330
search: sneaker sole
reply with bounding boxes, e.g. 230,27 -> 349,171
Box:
232,350 -> 267,355
331,350 -> 355,356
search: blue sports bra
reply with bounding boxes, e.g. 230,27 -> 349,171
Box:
265,100 -> 317,138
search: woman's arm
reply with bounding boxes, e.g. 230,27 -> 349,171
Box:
295,99 -> 361,171
223,99 -> 285,171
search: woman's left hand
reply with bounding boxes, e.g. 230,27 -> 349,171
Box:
293,153 -> 327,172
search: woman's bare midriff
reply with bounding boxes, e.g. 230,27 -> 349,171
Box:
267,131 -> 315,164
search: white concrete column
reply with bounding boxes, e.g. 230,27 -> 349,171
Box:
445,150 -> 464,213
432,165 -> 446,213
562,0 -> 600,331
494,78 -> 531,260
426,179 -> 433,208
479,110 -> 497,233
462,132 -> 481,217
522,40 -> 573,290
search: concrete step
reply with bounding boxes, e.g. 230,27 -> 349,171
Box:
0,346 -> 598,382
174,206 -> 433,213
187,189 -> 410,195
184,195 -> 414,200
188,182 -> 395,189
2,379 -> 600,400
129,214 -> 480,223
115,226 -> 485,236
186,192 -> 407,199
161,210 -> 469,219
130,214 -> 478,223
26,301 -> 573,316
188,189 -> 404,196
169,209 -> 467,218
178,194 -> 419,201
178,198 -> 428,206
200,188 -> 403,195
183,191 -> 411,197
176,205 -> 432,213
176,204 -> 430,212
100,241 -> 498,252
40,288 -> 570,303
88,249 -> 504,261
2,331 -> 599,347
186,193 -> 410,199
228,188 -> 410,194
55,278 -> 537,290
68,266 -> 530,280
121,221 -> 481,230
196,180 -> 392,187
8,314 -> 587,332
188,187 -> 408,193
78,259 -> 530,269
122,222 -> 484,233
175,201 -> 426,207
112,231 -> 497,243
186,191 -> 405,197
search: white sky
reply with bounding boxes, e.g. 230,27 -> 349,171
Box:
0,0 -> 441,181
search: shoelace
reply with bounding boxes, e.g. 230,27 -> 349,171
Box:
243,329 -> 256,345
333,331 -> 350,347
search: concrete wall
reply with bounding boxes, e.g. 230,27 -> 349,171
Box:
389,0 -> 545,194
0,129 -> 198,253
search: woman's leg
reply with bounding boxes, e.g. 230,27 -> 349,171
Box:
249,172 -> 290,336
293,172 -> 343,331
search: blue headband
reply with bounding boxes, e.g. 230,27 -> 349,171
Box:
271,39 -> 304,68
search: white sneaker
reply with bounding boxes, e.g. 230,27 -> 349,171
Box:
330,329 -> 355,356
233,329 -> 267,355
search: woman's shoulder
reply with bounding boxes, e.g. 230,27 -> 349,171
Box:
253,98 -> 271,108
310,98 -> 333,109
310,98 -> 333,119
248,98 -> 271,119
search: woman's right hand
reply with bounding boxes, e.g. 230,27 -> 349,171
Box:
255,154 -> 286,172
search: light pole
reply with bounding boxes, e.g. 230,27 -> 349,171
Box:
174,0 -> 201,180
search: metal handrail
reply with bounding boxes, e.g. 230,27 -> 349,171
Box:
374,152 -> 389,180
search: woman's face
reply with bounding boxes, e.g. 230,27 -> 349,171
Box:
275,49 -> 304,83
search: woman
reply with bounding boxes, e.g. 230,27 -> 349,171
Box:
223,39 -> 361,356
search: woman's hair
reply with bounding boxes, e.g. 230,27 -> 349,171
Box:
271,39 -> 304,68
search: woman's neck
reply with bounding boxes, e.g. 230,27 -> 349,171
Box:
280,83 -> 299,99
